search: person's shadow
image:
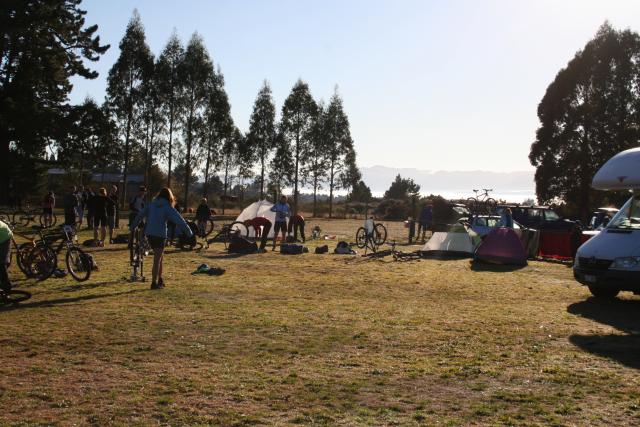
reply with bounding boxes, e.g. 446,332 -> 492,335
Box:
567,298 -> 640,369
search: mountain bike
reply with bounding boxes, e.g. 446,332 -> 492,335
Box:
466,189 -> 497,215
7,223 -> 37,278
355,222 -> 387,248
25,226 -> 92,282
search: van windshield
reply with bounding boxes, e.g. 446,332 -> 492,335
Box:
607,196 -> 640,230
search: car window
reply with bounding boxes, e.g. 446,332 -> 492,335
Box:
544,210 -> 560,221
527,209 -> 542,221
475,218 -> 486,226
487,218 -> 499,227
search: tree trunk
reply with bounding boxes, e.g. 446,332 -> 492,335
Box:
184,112 -> 192,209
260,153 -> 265,200
294,131 -> 299,214
203,142 -> 211,199
222,161 -> 229,215
167,102 -> 174,187
328,163 -> 335,219
121,109 -> 133,209
313,174 -> 318,218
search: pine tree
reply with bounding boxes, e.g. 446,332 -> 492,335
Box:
202,68 -> 233,200
324,90 -> 356,218
106,10 -> 153,206
179,33 -> 214,207
219,127 -> 242,214
156,31 -> 185,187
247,81 -> 277,199
0,0 -> 108,202
304,101 -> 329,217
268,127 -> 294,200
280,80 -> 317,212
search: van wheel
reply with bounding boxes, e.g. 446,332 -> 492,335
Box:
588,286 -> 619,299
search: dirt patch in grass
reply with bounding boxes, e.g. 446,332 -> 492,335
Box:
1,220 -> 639,425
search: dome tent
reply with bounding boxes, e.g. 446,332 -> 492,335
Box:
421,224 -> 480,258
475,227 -> 527,266
234,200 -> 276,238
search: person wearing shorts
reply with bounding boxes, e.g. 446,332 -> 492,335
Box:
63,186 -> 79,227
0,220 -> 13,292
130,187 -> 192,290
270,195 -> 291,251
107,186 -> 118,243
92,188 -> 115,246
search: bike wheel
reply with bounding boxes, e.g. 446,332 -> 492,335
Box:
27,245 -> 56,281
466,198 -> 478,215
13,211 -> 30,227
203,219 -> 215,237
66,247 -> 91,282
16,243 -> 34,277
485,198 -> 497,214
374,223 -> 387,246
1,289 -> 32,305
355,227 -> 367,249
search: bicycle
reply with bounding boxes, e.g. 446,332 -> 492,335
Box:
208,221 -> 249,248
26,225 -> 92,282
129,225 -> 147,282
7,222 -> 37,278
466,189 -> 497,215
355,221 -> 387,249
12,206 -> 58,229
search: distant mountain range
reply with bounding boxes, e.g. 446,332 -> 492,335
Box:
360,165 -> 536,202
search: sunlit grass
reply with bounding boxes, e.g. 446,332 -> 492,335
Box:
1,219 -> 639,425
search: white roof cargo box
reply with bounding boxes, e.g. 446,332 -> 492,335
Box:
592,147 -> 640,190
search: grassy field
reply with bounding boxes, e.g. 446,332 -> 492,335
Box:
1,218 -> 639,426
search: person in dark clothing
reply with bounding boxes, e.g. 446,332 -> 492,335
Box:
288,214 -> 306,242
85,187 -> 96,229
128,186 -> 147,247
42,191 -> 55,228
93,187 -> 115,246
195,198 -> 211,237
249,216 -> 272,250
418,204 -> 433,242
63,186 -> 79,227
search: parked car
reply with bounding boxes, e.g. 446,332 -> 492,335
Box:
467,215 -> 522,238
497,205 -> 576,231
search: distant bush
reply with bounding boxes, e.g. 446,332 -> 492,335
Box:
375,199 -> 410,220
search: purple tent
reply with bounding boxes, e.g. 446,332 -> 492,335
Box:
475,227 -> 527,266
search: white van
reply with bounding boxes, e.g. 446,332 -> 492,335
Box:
573,147 -> 640,299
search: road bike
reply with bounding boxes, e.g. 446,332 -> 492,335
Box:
208,221 -> 249,248
466,189 -> 497,215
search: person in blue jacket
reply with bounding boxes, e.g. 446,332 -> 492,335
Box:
270,195 -> 291,251
131,187 -> 192,289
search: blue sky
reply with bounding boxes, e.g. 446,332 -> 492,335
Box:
70,0 -> 640,172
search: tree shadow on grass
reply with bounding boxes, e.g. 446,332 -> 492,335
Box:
203,252 -> 254,260
0,288 -> 146,312
568,298 -> 640,369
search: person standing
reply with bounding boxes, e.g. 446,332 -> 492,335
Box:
85,187 -> 96,229
195,198 -> 211,237
288,213 -> 306,242
270,195 -> 291,251
111,185 -> 120,229
63,186 -> 79,227
500,207 -> 514,228
75,186 -> 85,227
418,204 -> 433,242
42,191 -> 55,228
131,188 -> 192,289
93,188 -> 115,246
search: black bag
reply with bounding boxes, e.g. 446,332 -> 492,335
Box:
315,245 -> 329,254
280,243 -> 305,254
113,234 -> 128,244
228,236 -> 258,254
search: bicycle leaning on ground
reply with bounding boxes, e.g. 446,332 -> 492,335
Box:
25,225 -> 92,282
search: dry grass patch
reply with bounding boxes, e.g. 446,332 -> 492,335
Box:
1,220 -> 639,425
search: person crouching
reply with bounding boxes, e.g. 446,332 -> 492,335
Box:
130,188 -> 193,290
